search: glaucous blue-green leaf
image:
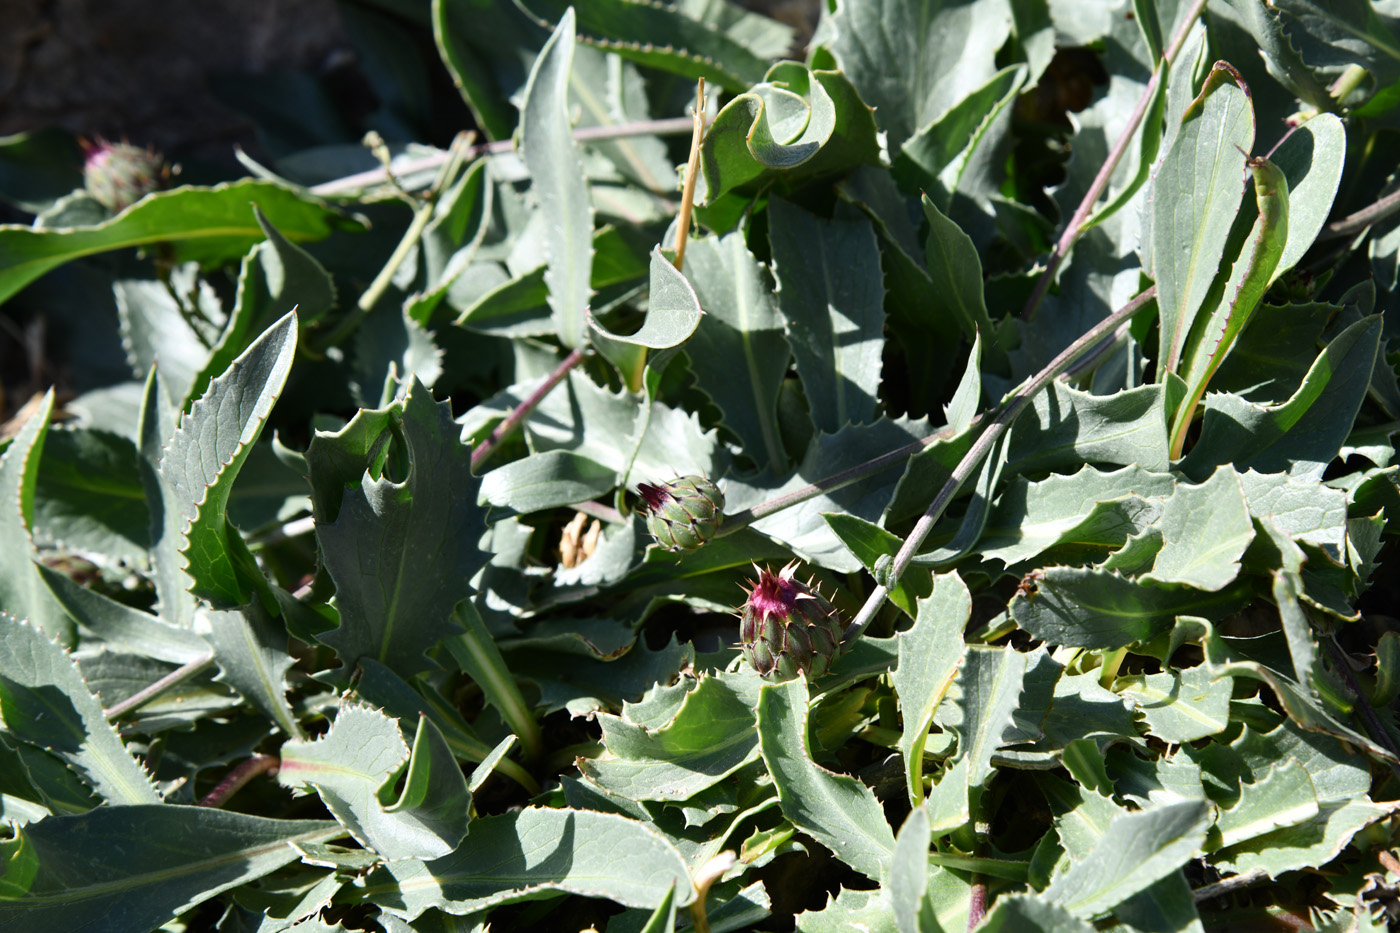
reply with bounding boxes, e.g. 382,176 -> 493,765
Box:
1006,382 -> 1170,476
1273,0 -> 1400,89
505,632 -> 693,719
890,806 -> 936,933
1231,721 -> 1371,806
1043,799 -> 1210,918
0,805 -> 340,931
1152,63 -> 1255,375
197,603 -> 301,738
520,8 -> 592,349
519,0 -> 777,91
31,426 -> 148,567
589,249 -> 702,352
114,274 -> 213,407
567,44 -> 674,193
756,678 -> 895,881
682,232 -> 790,474
769,198 -> 885,433
137,369 -> 195,629
0,179 -> 351,306
159,311 -> 298,609
1208,301 -> 1334,405
979,465 -> 1175,567
364,807 -> 694,919
795,887 -> 898,932
0,613 -> 158,805
731,418 -> 936,572
431,0 -> 539,140
579,671 -> 761,802
953,645 -> 1053,794
1270,113 -> 1345,277
1180,315 -> 1381,481
1210,797 -> 1397,878
278,705 -> 470,861
891,574 -> 970,809
309,380 -> 486,676
36,564 -> 208,665
699,63 -> 880,205
442,601 -> 543,764
1118,665 -> 1233,744
1013,569 -> 1253,649
819,0 -> 1012,151
920,195 -> 995,347
0,392 -> 71,642
1111,871 -> 1205,933
1208,759 -> 1319,850
74,651 -> 235,734
1141,466 -> 1254,591
980,895 -> 1097,932
1041,774 -> 1125,863
479,449 -> 618,517
353,658 -> 499,766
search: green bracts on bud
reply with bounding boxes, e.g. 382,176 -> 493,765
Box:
637,475 -> 724,551
739,562 -> 844,681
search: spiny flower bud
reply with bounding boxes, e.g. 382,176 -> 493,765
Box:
739,561 -> 844,681
637,475 -> 724,551
82,138 -> 166,212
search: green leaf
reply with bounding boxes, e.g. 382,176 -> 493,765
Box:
363,807 -> 694,919
278,705 -> 470,861
199,602 -> 302,738
431,0 -> 539,141
579,671 -> 761,802
1152,63 -> 1256,375
520,8 -> 592,349
920,194 -> 995,346
1271,114 -> 1345,277
1181,315 -> 1382,481
769,198 -> 885,433
589,249 -> 703,351
699,63 -> 879,204
159,311 -> 298,609
892,574 -> 970,806
31,427 -> 149,567
1013,568 -> 1252,649
1043,800 -> 1211,918
1007,382 -> 1171,476
681,232 -> 790,474
978,465 -> 1175,567
1274,0 -> 1400,89
442,601 -> 544,763
0,179 -> 351,306
0,391 -> 70,641
36,564 -> 208,665
1209,759 -> 1320,850
823,512 -> 931,616
519,0 -> 776,91
980,895 -> 1097,932
115,274 -> 213,407
0,805 -> 340,931
1142,466 -> 1254,591
479,449 -> 618,517
890,807 -> 936,933
1111,872 -> 1206,933
309,380 -> 487,677
1210,797 -> 1397,878
1118,665 -> 1233,744
757,678 -> 895,880
568,45 -> 675,193
0,613 -> 159,805
820,0 -> 1013,151
137,369 -> 196,629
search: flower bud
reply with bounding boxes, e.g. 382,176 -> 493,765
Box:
82,138 -> 166,212
739,561 -> 844,681
637,475 -> 724,551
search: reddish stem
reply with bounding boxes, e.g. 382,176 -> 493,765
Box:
471,347 -> 587,472
1020,0 -> 1210,320
198,754 -> 279,808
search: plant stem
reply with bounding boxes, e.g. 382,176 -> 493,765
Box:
1020,0 -> 1209,320
471,347 -> 588,472
1325,638 -> 1400,783
198,754 -> 279,808
311,116 -> 698,198
844,287 -> 1157,642
1320,186 -> 1400,240
105,654 -> 214,721
689,851 -> 736,933
673,79 -> 707,271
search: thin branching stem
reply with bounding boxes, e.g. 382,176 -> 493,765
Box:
105,654 -> 215,721
1319,185 -> 1400,240
1020,0 -> 1209,320
471,347 -> 588,472
844,286 -> 1158,642
673,79 -> 707,271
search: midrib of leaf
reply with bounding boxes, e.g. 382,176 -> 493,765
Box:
962,649 -> 1021,783
15,822 -> 344,905
815,247 -> 850,427
1217,798 -> 1319,848
1121,678 -> 1224,730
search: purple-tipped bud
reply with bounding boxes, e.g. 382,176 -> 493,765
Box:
739,562 -> 844,681
637,475 -> 724,551
82,138 -> 166,211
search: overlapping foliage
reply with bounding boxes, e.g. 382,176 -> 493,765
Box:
0,0 -> 1399,930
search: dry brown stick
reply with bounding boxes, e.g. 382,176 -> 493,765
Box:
672,78 -> 707,271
